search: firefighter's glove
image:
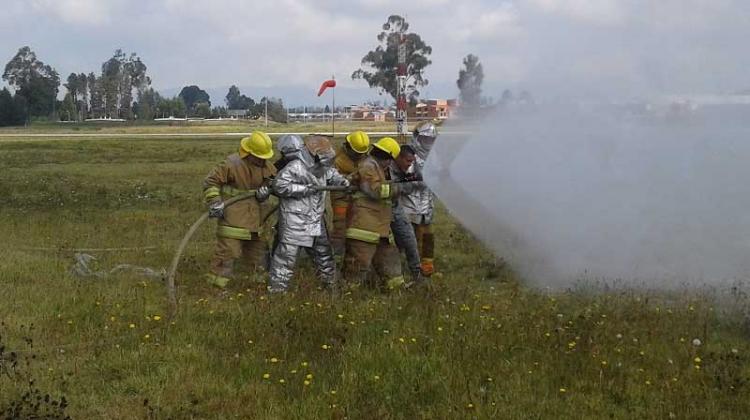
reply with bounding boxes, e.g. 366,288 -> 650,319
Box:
256,185 -> 271,202
208,201 -> 225,219
300,185 -> 318,196
403,172 -> 424,182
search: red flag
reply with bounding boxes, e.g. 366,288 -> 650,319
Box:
317,79 -> 336,96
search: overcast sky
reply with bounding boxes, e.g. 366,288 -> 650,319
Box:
1,0 -> 748,105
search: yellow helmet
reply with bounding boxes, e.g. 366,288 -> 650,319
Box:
372,137 -> 401,159
239,131 -> 274,159
345,131 -> 370,154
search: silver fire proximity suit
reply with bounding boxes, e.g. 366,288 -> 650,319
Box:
401,134 -> 435,225
401,122 -> 438,276
390,162 -> 423,281
268,135 -> 349,293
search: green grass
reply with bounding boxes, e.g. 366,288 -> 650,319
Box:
0,120 -> 396,136
1,135 -> 749,419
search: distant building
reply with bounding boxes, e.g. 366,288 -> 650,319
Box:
349,105 -> 387,121
227,109 -> 250,118
408,99 -> 456,120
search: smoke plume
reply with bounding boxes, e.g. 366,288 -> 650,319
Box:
427,106 -> 750,289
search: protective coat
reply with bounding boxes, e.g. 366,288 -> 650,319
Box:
203,153 -> 277,234
273,159 -> 348,247
400,138 -> 435,225
347,156 -> 395,240
268,148 -> 348,292
202,154 -> 276,286
331,145 -> 363,254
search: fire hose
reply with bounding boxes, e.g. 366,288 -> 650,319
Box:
165,184 -> 355,317
164,180 -> 426,316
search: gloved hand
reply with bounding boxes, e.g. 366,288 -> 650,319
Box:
208,201 -> 225,218
301,185 -> 318,196
256,185 -> 271,202
403,172 -> 424,182
345,184 -> 358,194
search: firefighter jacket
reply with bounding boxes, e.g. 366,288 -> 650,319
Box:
331,146 -> 362,209
202,153 -> 276,239
347,156 -> 397,243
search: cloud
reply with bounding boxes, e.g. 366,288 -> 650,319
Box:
527,0 -> 626,25
29,0 -> 123,26
464,3 -> 522,40
2,0 -> 749,103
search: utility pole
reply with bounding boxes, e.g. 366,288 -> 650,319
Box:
396,33 -> 408,144
265,97 -> 268,127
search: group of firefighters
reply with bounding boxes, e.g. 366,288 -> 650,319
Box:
201,122 -> 439,293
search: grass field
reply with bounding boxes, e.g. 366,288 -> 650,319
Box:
1,132 -> 749,419
0,120 -> 396,136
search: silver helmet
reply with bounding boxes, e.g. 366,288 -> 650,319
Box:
277,134 -> 314,167
413,122 -> 438,157
415,122 -> 438,139
277,134 -> 305,156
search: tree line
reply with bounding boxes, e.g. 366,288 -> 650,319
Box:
0,47 -> 287,126
2,14 -> 488,127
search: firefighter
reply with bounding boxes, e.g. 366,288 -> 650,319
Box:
343,137 -> 405,290
402,122 -> 438,277
202,131 -> 276,288
390,144 -> 424,285
330,131 -> 370,256
268,135 -> 349,293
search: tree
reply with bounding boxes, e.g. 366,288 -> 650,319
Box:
2,46 -> 60,119
226,85 -> 241,108
211,106 -> 228,118
98,50 -> 151,119
65,73 -> 81,103
457,54 -> 484,108
59,93 -> 77,121
253,97 -> 287,122
155,96 -> 186,118
352,15 -> 432,103
134,87 -> 160,120
64,72 -> 90,120
179,85 -> 210,113
193,102 -> 211,118
88,72 -> 104,118
101,51 -> 124,117
0,88 -> 27,126
225,85 -> 254,110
